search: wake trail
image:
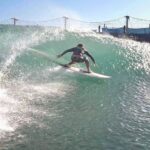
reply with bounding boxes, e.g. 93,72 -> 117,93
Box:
28,47 -> 62,66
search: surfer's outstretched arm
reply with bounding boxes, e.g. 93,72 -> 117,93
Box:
57,48 -> 74,58
85,51 -> 96,64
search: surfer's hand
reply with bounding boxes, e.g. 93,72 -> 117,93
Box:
57,54 -> 62,58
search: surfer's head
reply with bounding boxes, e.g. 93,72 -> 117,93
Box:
77,43 -> 83,48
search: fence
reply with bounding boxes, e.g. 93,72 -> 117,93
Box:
0,16 -> 150,33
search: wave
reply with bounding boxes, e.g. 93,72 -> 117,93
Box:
0,25 -> 150,149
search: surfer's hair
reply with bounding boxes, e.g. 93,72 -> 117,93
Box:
77,43 -> 83,47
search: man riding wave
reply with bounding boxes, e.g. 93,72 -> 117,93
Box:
57,43 -> 96,73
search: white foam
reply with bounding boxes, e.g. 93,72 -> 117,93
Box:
0,89 -> 15,132
0,78 -> 74,135
1,27 -> 64,82
48,66 -> 62,72
0,118 -> 14,132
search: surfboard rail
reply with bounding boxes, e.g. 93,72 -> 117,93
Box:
60,64 -> 111,79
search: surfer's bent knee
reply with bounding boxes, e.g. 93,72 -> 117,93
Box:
84,57 -> 89,63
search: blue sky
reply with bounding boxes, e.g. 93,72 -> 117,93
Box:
0,0 -> 150,21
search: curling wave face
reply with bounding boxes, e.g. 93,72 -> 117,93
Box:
0,25 -> 150,150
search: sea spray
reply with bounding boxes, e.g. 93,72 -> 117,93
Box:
0,25 -> 150,150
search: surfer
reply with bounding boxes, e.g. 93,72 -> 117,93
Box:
57,43 -> 96,73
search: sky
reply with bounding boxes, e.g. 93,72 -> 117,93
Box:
0,0 -> 150,22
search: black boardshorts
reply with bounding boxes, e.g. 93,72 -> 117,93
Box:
71,55 -> 88,63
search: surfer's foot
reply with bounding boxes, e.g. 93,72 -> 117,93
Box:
87,69 -> 92,73
64,64 -> 71,67
83,70 -> 92,73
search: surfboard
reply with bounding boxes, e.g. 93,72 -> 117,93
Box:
59,64 -> 111,79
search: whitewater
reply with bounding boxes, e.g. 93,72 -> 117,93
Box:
0,25 -> 150,150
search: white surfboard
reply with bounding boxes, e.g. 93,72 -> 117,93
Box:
61,65 -> 111,79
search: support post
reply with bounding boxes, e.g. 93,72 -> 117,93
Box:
125,16 -> 130,34
103,24 -> 106,28
11,17 -> 18,25
63,16 -> 68,31
98,25 -> 101,33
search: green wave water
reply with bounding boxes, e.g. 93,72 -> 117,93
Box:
0,25 -> 150,150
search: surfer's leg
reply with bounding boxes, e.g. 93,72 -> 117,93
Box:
84,58 -> 91,73
85,60 -> 91,73
64,61 -> 76,67
68,61 -> 76,66
64,56 -> 78,67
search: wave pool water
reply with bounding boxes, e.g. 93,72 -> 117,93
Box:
0,25 -> 150,150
